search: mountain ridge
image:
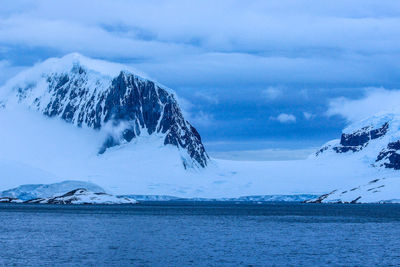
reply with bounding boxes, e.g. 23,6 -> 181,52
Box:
0,53 -> 208,168
311,112 -> 400,203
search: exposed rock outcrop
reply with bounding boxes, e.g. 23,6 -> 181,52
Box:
25,188 -> 137,204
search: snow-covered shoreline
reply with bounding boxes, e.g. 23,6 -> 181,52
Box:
1,188 -> 137,205
1,180 -> 400,204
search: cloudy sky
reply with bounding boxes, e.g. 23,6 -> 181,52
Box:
1,0 -> 400,156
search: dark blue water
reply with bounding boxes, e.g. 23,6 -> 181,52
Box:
1,202 -> 400,266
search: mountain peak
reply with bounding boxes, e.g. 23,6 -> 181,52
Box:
314,111 -> 400,170
1,54 -> 209,168
55,53 -> 146,78
1,53 -> 161,98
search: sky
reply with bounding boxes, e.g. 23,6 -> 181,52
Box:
1,0 -> 400,157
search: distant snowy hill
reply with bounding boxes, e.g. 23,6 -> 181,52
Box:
0,53 -> 208,168
0,180 -> 105,201
25,188 -> 137,205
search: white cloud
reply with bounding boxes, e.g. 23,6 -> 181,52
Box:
0,0 -> 400,89
303,112 -> 314,120
327,87 -> 400,122
175,96 -> 194,112
0,60 -> 27,86
270,113 -> 296,123
189,111 -> 215,127
0,60 -> 9,85
0,16 -> 196,61
0,60 -> 9,69
209,147 -> 317,161
194,91 -> 219,104
176,96 -> 215,128
299,89 -> 309,99
10,0 -> 400,56
261,87 -> 282,100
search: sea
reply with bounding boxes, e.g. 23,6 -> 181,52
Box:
0,202 -> 399,266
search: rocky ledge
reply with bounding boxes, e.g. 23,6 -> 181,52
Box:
24,188 -> 137,205
316,122 -> 389,155
0,197 -> 23,203
305,177 -> 400,204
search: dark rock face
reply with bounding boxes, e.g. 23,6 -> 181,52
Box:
332,122 -> 388,154
370,123 -> 389,139
35,188 -> 86,204
303,190 -> 337,203
315,117 -> 400,172
15,63 -> 209,168
315,145 -> 330,156
376,140 -> 400,170
340,128 -> 370,147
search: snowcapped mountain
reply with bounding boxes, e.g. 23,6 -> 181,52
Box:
314,112 -> 400,170
0,53 -> 208,168
311,112 -> 400,203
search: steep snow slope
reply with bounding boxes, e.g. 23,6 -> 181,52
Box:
306,177 -> 400,204
0,53 -> 208,168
